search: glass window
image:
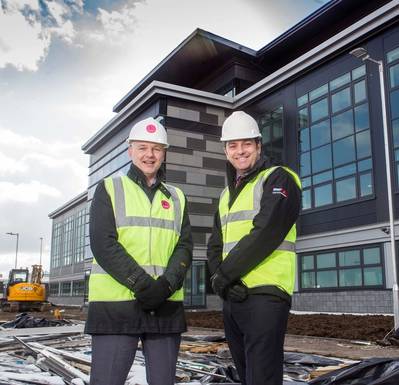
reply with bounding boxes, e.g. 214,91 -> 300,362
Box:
299,108 -> 308,128
300,152 -> 311,176
364,248 -> 380,264
332,109 -> 353,140
310,84 -> 328,101
184,261 -> 206,307
299,128 -> 310,152
360,172 -> 373,197
331,87 -> 351,113
302,272 -> 316,288
393,119 -> 399,147
333,136 -> 355,166
313,170 -> 332,184
356,130 -> 371,159
335,163 -> 356,178
317,271 -> 337,288
300,245 -> 384,291
354,80 -> 367,103
358,158 -> 372,172
72,281 -> 85,296
302,255 -> 314,270
314,184 -> 332,207
390,64 -> 399,89
311,98 -> 328,122
336,176 -> 356,202
302,189 -> 312,210
391,89 -> 399,120
317,253 -> 336,268
387,47 -> 399,64
297,67 -> 372,210
354,103 -> 369,131
302,177 -> 311,188
339,249 -> 360,266
330,73 -> 350,91
312,144 -> 332,173
364,267 -> 383,286
352,65 -> 366,80
259,106 -> 284,164
297,94 -> 308,107
262,124 -> 271,143
390,48 -> 399,189
61,282 -> 71,296
340,268 -> 362,286
311,119 -> 330,148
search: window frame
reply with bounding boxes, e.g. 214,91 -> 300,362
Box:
297,64 -> 375,211
299,244 -> 385,292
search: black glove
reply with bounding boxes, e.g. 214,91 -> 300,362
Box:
136,276 -> 172,311
227,283 -> 248,302
211,269 -> 231,299
128,271 -> 154,293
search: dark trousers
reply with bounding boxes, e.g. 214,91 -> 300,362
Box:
90,333 -> 181,385
223,294 -> 289,385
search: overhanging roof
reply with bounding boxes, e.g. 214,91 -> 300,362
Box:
112,28 -> 257,113
48,191 -> 88,219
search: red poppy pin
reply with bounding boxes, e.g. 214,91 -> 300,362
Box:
161,200 -> 170,209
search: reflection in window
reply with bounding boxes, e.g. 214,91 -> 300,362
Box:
336,176 -> 356,202
300,245 -> 384,290
184,261 -> 206,307
298,65 -> 373,210
388,47 -> 399,188
331,87 -> 351,113
314,184 -> 332,207
332,110 -> 353,140
258,106 -> 284,164
311,98 -> 328,122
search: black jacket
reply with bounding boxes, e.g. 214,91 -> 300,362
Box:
85,163 -> 193,334
207,158 -> 301,304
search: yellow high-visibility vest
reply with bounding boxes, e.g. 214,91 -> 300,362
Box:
89,175 -> 185,302
218,166 -> 301,295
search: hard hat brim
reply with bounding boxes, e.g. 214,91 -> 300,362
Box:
220,133 -> 262,142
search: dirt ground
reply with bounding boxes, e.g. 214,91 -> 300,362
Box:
186,311 -> 395,342
0,307 -> 394,343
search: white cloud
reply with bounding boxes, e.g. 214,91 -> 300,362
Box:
0,0 -> 82,71
0,128 -> 41,149
0,181 -> 61,203
0,7 -> 50,71
0,152 -> 27,175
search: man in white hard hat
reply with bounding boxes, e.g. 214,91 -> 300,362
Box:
207,111 -> 301,385
86,117 -> 193,385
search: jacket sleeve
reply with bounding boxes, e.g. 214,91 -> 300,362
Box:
218,167 -> 301,283
89,180 -> 150,290
163,197 -> 193,292
206,210 -> 223,276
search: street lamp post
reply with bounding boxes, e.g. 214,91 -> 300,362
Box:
5,232 -> 19,269
39,237 -> 43,266
350,47 -> 399,330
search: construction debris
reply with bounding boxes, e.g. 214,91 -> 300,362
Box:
2,313 -> 72,329
1,314 -> 399,384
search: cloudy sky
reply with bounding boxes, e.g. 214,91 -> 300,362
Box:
0,0 -> 329,278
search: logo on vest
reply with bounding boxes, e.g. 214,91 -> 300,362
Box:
146,124 -> 157,133
272,187 -> 288,198
161,200 -> 170,209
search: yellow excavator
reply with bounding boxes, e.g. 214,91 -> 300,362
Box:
1,265 -> 51,312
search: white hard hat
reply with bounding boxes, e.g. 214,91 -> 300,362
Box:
220,111 -> 261,142
126,117 -> 169,148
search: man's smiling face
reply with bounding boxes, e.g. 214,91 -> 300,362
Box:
224,139 -> 261,175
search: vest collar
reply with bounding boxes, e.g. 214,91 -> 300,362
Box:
127,163 -> 171,199
226,157 -> 271,191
